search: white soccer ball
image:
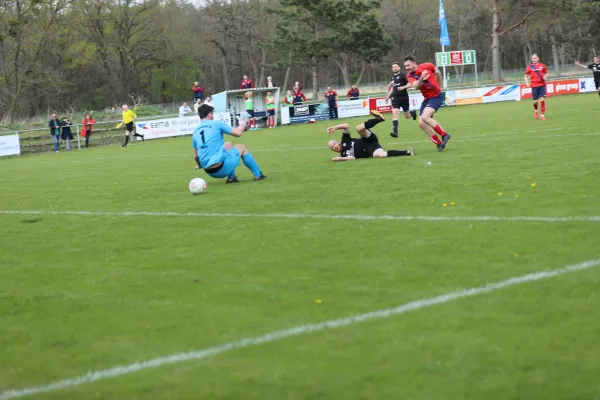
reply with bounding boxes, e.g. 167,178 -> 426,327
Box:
189,178 -> 207,195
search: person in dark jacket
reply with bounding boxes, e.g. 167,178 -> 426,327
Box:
60,116 -> 73,151
49,113 -> 61,152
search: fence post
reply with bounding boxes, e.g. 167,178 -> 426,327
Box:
76,125 -> 81,150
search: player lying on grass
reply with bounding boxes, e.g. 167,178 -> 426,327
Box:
327,111 -> 414,162
192,104 -> 266,183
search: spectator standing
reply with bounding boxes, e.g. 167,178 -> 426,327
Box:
192,81 -> 204,102
179,101 -> 192,117
347,84 -> 360,100
244,91 -> 258,130
293,86 -> 307,104
324,87 -> 338,119
81,114 -> 97,148
60,116 -> 73,151
241,75 -> 254,89
193,98 -> 202,115
48,113 -> 61,152
265,91 -> 276,128
284,90 -> 294,106
266,76 -> 276,88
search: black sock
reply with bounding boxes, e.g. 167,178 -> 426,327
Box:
387,150 -> 409,157
124,135 -> 130,145
393,120 -> 398,134
134,133 -> 143,137
364,118 -> 382,130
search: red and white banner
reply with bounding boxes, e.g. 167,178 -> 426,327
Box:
481,85 -> 520,103
519,79 -> 580,99
369,94 -> 424,113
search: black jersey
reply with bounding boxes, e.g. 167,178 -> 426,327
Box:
390,72 -> 409,99
588,63 -> 600,80
340,132 -> 382,159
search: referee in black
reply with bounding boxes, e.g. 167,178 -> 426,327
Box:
575,56 -> 600,97
384,62 -> 416,138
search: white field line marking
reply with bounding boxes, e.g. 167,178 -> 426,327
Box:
1,210 -> 600,222
2,258 -> 600,400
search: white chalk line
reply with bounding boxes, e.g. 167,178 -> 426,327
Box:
1,210 -> 600,222
2,257 -> 599,399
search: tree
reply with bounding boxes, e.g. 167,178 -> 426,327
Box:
491,0 -> 534,81
330,0 -> 390,87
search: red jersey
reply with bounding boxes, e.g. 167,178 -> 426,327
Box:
241,79 -> 254,89
324,90 -> 337,104
407,62 -> 441,99
347,88 -> 360,98
525,63 -> 547,87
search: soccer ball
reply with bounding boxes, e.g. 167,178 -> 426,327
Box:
189,178 -> 207,195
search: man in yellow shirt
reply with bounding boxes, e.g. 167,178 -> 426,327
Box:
120,105 -> 144,147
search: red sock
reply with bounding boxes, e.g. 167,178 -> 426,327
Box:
533,102 -> 538,110
541,101 -> 545,114
433,124 -> 447,136
430,135 -> 442,145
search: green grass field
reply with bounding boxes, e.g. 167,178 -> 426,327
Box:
1,94 -> 599,400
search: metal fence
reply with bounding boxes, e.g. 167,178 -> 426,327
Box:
1,113 -> 179,155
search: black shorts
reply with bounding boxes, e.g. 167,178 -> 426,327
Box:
391,97 -> 410,112
246,110 -> 255,118
125,122 -> 134,131
595,79 -> 600,89
267,109 -> 275,116
363,132 -> 382,156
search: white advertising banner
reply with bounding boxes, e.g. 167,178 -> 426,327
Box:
0,133 -> 20,157
135,113 -> 231,140
409,93 -> 425,111
337,99 -> 370,118
454,87 -> 486,105
280,106 -> 291,125
579,77 -> 597,93
481,85 -> 520,103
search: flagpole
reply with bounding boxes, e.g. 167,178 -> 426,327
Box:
442,44 -> 447,90
439,0 -> 450,90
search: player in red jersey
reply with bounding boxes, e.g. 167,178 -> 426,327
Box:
404,55 -> 451,152
524,54 -> 548,120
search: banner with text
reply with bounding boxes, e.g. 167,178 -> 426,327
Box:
281,103 -> 331,124
579,78 -> 597,93
337,99 -> 371,118
436,50 -> 476,67
368,94 -> 426,114
481,85 -> 520,103
519,79 -> 580,99
136,113 -> 231,140
0,133 -> 20,157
